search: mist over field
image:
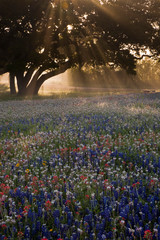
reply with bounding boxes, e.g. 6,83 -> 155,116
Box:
1,60 -> 160,96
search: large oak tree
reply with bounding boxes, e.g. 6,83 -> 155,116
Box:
0,0 -> 160,95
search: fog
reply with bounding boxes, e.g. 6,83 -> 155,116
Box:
1,58 -> 160,95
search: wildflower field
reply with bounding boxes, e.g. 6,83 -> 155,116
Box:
0,93 -> 160,240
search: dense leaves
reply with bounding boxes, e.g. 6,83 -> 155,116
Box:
0,0 -> 160,95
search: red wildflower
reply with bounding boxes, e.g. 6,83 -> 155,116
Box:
45,200 -> 52,210
1,224 -> 7,229
132,182 -> 140,188
17,231 -> 24,238
32,176 -> 38,181
24,205 -> 31,210
150,179 -> 155,186
93,179 -> 97,183
107,150 -> 111,156
53,176 -> 58,181
138,138 -> 144,142
85,194 -> 90,199
22,210 -> 28,216
80,175 -> 87,180
27,151 -> 31,158
17,215 -> 22,220
65,200 -> 71,205
144,230 -> 152,239
4,175 -> 9,179
0,150 -> 4,154
55,185 -> 59,189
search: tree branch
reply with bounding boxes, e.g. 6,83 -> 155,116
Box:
25,62 -> 71,95
28,67 -> 44,86
135,54 -> 156,60
24,67 -> 35,86
9,72 -> 16,94
36,62 -> 71,87
0,68 -> 7,75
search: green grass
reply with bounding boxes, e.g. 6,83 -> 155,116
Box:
0,88 -> 147,101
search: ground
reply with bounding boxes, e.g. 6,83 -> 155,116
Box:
0,93 -> 160,239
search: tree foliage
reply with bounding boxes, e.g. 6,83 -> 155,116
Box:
0,0 -> 160,95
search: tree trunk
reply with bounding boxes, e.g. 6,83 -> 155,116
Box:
14,63 -> 71,96
25,68 -> 44,95
32,80 -> 44,95
16,71 -> 32,96
9,72 -> 16,95
16,72 -> 26,95
26,63 -> 71,96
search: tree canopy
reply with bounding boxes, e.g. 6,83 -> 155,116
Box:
0,0 -> 160,95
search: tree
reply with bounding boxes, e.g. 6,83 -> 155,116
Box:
0,0 -> 50,95
93,0 -> 160,71
0,0 -> 160,95
136,58 -> 160,88
0,0 -> 106,95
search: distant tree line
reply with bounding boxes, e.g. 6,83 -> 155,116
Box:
0,0 -> 160,95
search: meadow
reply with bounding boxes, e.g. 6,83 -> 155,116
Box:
0,93 -> 160,240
